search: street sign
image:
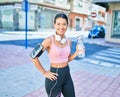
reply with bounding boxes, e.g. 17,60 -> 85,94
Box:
22,0 -> 30,12
91,12 -> 97,18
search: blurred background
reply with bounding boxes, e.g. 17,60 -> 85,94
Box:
0,0 -> 120,43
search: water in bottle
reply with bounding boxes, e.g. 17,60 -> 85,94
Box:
77,35 -> 85,58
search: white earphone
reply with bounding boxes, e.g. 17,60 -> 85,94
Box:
54,33 -> 66,44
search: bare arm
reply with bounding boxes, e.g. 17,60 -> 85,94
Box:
31,37 -> 49,73
31,37 -> 58,81
32,57 -> 46,74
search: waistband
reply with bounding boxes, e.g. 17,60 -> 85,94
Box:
50,65 -> 70,75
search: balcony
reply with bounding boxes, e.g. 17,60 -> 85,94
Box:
71,0 -> 92,15
93,0 -> 120,2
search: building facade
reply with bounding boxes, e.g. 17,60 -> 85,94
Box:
0,0 -> 70,31
0,0 -> 106,33
90,4 -> 106,25
69,0 -> 92,31
93,0 -> 120,43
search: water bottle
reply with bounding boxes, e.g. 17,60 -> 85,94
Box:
77,35 -> 85,58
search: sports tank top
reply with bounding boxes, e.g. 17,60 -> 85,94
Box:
48,35 -> 70,63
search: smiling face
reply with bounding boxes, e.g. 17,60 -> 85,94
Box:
54,17 -> 68,37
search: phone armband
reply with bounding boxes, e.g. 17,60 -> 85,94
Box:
30,43 -> 44,59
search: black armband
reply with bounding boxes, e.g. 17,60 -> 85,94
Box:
30,43 -> 44,59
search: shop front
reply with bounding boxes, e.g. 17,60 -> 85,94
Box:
93,0 -> 120,43
0,4 -> 37,31
105,2 -> 120,43
0,5 -> 14,30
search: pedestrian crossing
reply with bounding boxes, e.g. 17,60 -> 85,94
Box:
83,47 -> 120,67
96,51 -> 120,59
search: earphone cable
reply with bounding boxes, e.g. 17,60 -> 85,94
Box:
49,67 -> 59,97
49,36 -> 62,97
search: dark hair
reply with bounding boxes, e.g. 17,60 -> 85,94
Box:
54,13 -> 68,24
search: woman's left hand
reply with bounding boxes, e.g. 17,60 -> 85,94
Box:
43,71 -> 58,81
76,45 -> 85,56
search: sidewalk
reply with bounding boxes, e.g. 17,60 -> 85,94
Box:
0,30 -> 89,41
0,30 -> 120,47
0,31 -> 120,97
1,43 -> 120,97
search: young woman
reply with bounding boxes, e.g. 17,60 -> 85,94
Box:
31,13 -> 85,97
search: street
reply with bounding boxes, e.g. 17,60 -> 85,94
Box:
0,37 -> 111,58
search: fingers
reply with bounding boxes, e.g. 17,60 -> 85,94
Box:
44,71 -> 58,81
77,48 -> 85,53
52,72 -> 58,76
51,72 -> 58,81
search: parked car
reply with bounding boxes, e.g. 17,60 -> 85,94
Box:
88,25 -> 105,38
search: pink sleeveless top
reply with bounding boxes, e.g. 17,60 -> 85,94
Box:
48,35 -> 70,63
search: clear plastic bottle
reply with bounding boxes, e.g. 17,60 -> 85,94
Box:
77,35 -> 85,58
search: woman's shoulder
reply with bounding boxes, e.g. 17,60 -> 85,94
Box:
41,35 -> 53,50
46,35 -> 54,41
43,34 -> 55,45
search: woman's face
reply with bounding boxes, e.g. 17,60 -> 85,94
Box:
54,17 -> 68,36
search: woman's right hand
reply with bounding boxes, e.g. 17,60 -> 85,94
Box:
43,71 -> 58,81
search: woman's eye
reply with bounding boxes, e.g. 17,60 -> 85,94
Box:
63,23 -> 67,26
56,23 -> 60,26
56,23 -> 67,27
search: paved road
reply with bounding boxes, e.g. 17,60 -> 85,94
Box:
0,32 -> 120,97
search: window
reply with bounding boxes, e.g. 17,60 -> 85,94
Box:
44,0 -> 55,4
67,0 -> 71,3
78,3 -> 82,8
79,0 -> 83,2
58,0 -> 67,3
76,0 -> 83,8
112,10 -> 120,38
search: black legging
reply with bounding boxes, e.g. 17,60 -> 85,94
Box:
45,65 -> 75,97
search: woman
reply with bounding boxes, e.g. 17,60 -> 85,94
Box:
31,13 -> 84,97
